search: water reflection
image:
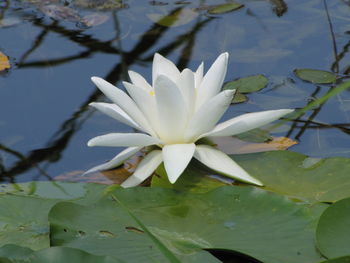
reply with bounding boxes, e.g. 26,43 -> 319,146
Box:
0,0 -> 350,183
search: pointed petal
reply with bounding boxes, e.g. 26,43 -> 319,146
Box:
87,133 -> 160,147
91,77 -> 154,135
123,81 -> 159,131
155,75 -> 188,143
89,102 -> 142,131
185,89 -> 235,141
194,145 -> 263,186
196,53 -> 229,110
121,150 -> 162,187
203,109 -> 294,137
176,69 -> 195,115
152,53 -> 180,87
162,143 -> 195,183
128,70 -> 152,92
84,147 -> 141,174
195,62 -> 204,90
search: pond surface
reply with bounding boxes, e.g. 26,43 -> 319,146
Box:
0,0 -> 350,183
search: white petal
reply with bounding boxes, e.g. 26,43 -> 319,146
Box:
84,147 -> 141,174
176,69 -> 195,115
195,53 -> 229,110
128,70 -> 152,92
154,75 -> 188,143
185,89 -> 235,141
89,102 -> 142,131
194,145 -> 263,186
121,150 -> 163,188
162,143 -> 195,183
87,133 -> 160,147
152,53 -> 180,87
195,62 -> 204,90
203,109 -> 294,137
123,81 -> 159,131
91,77 -> 154,136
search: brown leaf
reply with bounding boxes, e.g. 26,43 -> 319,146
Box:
0,52 -> 10,71
212,136 -> 297,154
54,155 -> 142,185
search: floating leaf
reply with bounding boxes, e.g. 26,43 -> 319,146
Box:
0,195 -> 58,250
152,164 -> 228,192
147,8 -> 198,27
232,91 -> 247,103
316,197 -> 350,258
0,246 -> 123,263
224,75 -> 268,94
294,69 -> 337,84
0,52 -> 10,71
74,0 -> 125,11
212,136 -> 297,154
319,257 -> 350,263
207,3 -> 244,14
49,186 -> 324,263
234,151 -> 350,203
0,245 -> 33,260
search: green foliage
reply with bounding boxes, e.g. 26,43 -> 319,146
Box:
224,75 -> 269,94
235,151 -> 350,203
294,69 -> 337,84
316,197 -> 350,258
207,3 -> 244,14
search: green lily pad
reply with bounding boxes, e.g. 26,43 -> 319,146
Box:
224,75 -> 268,94
0,181 -> 89,200
0,245 -> 33,260
316,197 -> 350,258
74,0 -> 124,11
232,91 -> 247,104
294,69 -> 337,84
207,3 -> 244,14
151,164 -> 228,193
234,151 -> 350,203
49,187 -> 324,263
0,195 -> 58,250
319,256 -> 350,263
0,246 -> 123,263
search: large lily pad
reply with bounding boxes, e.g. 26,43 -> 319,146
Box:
234,151 -> 350,203
0,195 -> 57,250
49,186 -> 324,263
316,197 -> 350,258
0,246 -> 123,263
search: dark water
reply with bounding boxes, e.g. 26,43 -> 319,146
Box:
0,0 -> 349,183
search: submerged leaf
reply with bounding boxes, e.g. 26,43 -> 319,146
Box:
39,4 -> 80,22
294,69 -> 337,84
147,9 -> 198,27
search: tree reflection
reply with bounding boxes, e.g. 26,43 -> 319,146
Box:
0,4 -> 212,182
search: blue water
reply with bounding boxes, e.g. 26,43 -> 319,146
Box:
1,0 -> 349,182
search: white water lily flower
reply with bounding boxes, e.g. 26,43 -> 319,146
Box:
86,52 -> 293,187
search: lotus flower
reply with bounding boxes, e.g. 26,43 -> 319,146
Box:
86,52 -> 293,187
